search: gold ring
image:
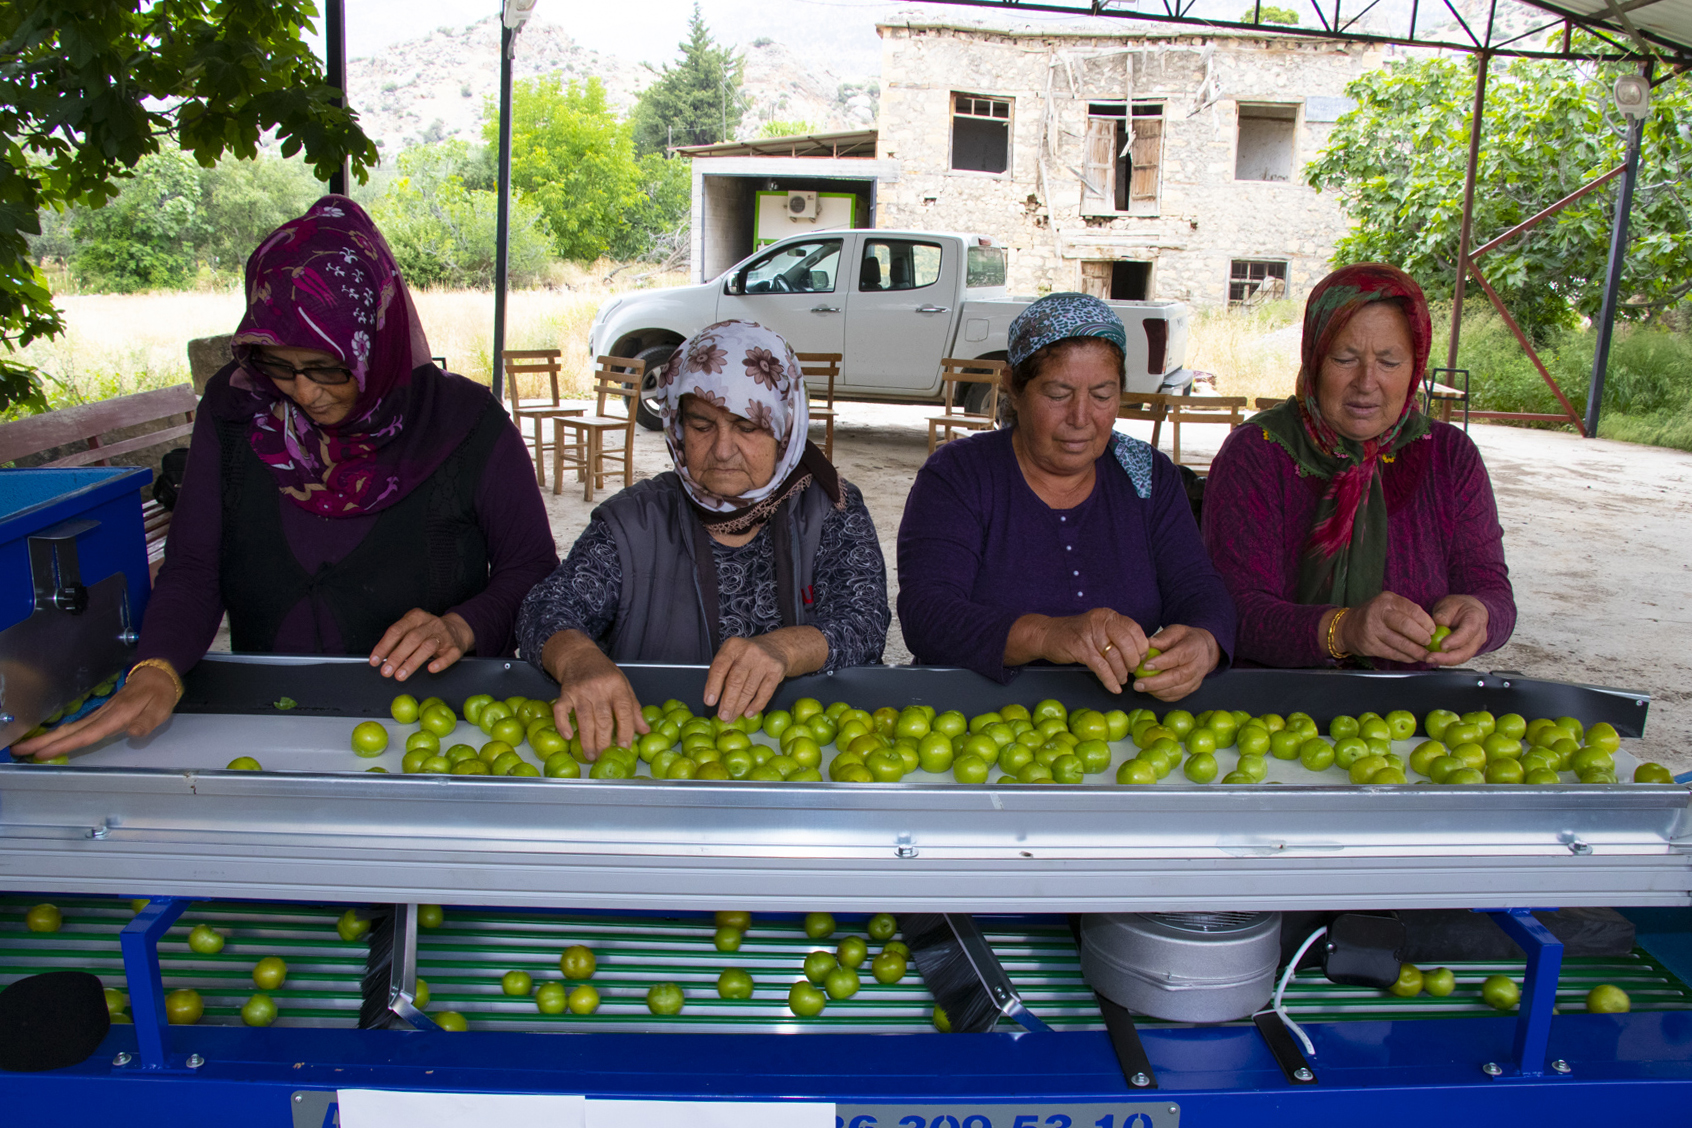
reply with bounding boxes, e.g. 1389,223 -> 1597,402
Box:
1101,643 -> 1115,655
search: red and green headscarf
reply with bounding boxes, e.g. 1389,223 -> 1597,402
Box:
1252,263 -> 1433,608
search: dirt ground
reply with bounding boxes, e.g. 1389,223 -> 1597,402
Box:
535,404 -> 1692,773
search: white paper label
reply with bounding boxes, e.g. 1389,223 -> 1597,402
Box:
336,1089 -> 586,1128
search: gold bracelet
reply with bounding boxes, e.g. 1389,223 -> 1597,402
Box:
129,658 -> 185,705
1326,608 -> 1351,661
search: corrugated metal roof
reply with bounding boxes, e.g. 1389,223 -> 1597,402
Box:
1521,0 -> 1692,59
675,130 -> 878,159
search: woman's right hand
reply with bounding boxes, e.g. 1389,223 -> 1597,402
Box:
1331,592 -> 1438,664
542,630 -> 649,759
11,665 -> 180,761
1007,608 -> 1150,694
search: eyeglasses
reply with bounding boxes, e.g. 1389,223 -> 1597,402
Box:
250,356 -> 354,386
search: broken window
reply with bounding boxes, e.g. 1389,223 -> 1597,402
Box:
1229,260 -> 1288,305
1081,260 -> 1152,301
952,93 -> 1011,174
1082,104 -> 1164,215
1235,103 -> 1297,181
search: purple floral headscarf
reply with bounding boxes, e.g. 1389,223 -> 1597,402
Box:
208,195 -> 488,517
655,320 -> 813,516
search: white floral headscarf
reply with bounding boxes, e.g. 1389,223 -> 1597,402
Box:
657,320 -> 812,515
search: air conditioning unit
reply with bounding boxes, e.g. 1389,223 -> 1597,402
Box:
786,191 -> 818,219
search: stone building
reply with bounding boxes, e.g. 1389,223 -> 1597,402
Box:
873,17 -> 1386,306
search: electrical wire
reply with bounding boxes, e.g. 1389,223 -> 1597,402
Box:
1267,925 -> 1327,1057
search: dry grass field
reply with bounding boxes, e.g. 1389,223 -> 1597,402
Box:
11,261 -> 690,410
14,277 -> 1299,412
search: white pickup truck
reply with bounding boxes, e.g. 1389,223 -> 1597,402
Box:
586,229 -> 1194,429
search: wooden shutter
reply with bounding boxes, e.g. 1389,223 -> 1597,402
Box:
1080,117 -> 1116,215
1129,117 -> 1163,203
1079,261 -> 1112,299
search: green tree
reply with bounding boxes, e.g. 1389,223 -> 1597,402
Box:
1306,50 -> 1692,340
197,154 -> 325,277
368,141 -> 552,288
0,0 -> 377,411
1240,6 -> 1300,24
493,77 -> 646,263
629,4 -> 747,155
70,151 -> 201,293
759,120 -> 818,138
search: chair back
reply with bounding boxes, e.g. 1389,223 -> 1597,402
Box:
938,357 -> 1007,418
1254,396 -> 1285,412
794,352 -> 842,407
593,355 -> 645,419
1167,395 -> 1249,428
503,349 -> 563,409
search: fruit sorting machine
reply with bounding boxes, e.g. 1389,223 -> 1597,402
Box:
3,653 -> 1692,1123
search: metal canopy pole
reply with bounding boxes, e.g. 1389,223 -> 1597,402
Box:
1446,50 -> 1492,371
491,19 -> 521,405
325,0 -> 349,194
1585,64 -> 1652,438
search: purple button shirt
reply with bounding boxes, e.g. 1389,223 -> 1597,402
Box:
896,428 -> 1236,683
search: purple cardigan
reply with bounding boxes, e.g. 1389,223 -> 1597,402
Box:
1201,419 -> 1515,668
896,428 -> 1236,683
138,405 -> 559,675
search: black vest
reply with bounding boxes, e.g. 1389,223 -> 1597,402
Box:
595,472 -> 832,663
216,400 -> 505,654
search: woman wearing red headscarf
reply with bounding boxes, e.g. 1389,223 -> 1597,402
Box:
17,197 -> 558,759
1202,263 -> 1514,668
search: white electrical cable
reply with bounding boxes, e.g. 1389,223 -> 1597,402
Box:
1269,925 -> 1328,1058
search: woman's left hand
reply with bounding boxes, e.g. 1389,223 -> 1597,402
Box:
1132,624 -> 1220,702
1424,595 -> 1489,667
703,627 -> 829,721
369,610 -> 475,680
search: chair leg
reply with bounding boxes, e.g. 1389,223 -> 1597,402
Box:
824,416 -> 834,460
531,419 -> 546,488
1172,419 -> 1181,465
584,431 -> 600,502
927,421 -> 939,454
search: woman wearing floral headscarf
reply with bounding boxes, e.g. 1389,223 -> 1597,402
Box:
897,292 -> 1234,700
17,196 -> 558,760
518,320 -> 888,757
1202,263 -> 1514,668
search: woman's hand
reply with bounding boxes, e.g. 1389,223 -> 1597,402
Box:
11,665 -> 180,761
703,627 -> 828,722
1331,591 -> 1438,665
1132,624 -> 1220,701
369,610 -> 474,680
543,630 -> 647,759
1007,608 -> 1150,694
1424,594 -> 1489,666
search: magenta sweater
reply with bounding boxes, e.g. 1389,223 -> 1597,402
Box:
1201,419 -> 1514,669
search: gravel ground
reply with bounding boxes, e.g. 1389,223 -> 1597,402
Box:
526,402 -> 1692,772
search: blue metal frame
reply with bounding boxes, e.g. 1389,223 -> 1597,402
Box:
5,895 -> 1687,1123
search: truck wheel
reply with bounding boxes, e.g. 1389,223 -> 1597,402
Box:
964,381 -> 1010,427
633,344 -> 677,431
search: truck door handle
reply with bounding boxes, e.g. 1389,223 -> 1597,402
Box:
810,305 -> 841,313
916,305 -> 950,314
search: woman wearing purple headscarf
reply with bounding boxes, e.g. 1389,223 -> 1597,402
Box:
18,197 -> 558,760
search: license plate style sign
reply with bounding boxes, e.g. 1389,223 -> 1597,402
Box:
836,1105 -> 1179,1128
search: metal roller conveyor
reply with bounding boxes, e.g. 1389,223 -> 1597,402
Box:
1,655 -> 1686,913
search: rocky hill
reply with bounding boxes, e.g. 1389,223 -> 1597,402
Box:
345,16 -> 879,157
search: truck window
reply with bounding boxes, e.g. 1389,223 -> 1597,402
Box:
966,246 -> 1007,288
860,240 -> 942,292
730,239 -> 843,295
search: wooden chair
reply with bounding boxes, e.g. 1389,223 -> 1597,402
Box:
0,384 -> 198,577
553,355 -> 644,502
1163,395 -> 1248,469
1119,392 -> 1172,452
502,349 -> 584,488
1425,381 -> 1469,423
927,358 -> 1007,453
1255,397 -> 1285,411
795,352 -> 842,459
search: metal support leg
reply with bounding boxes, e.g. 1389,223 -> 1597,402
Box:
118,897 -> 189,1071
1484,908 -> 1564,1078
